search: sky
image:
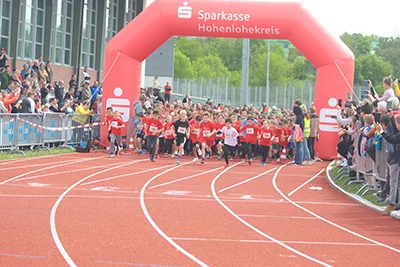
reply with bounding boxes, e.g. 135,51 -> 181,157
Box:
302,0 -> 400,37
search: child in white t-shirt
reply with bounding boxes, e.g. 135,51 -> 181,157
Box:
221,118 -> 239,168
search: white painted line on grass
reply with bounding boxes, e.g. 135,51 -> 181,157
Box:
211,162 -> 332,267
218,167 -> 277,193
81,164 -> 174,186
140,160 -> 209,267
149,166 -> 223,189
0,157 -> 103,186
171,237 -> 379,246
50,159 -> 147,267
288,168 -> 325,197
272,164 -> 400,254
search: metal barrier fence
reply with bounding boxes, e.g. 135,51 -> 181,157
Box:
334,133 -> 396,199
0,113 -> 104,152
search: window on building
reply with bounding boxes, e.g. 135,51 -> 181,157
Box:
0,0 -> 12,50
105,0 -> 118,43
18,0 -> 45,60
50,0 -> 74,66
81,0 -> 96,69
125,0 -> 137,25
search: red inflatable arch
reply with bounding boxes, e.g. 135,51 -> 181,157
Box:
102,0 -> 354,160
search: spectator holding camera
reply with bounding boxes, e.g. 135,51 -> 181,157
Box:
0,48 -> 10,68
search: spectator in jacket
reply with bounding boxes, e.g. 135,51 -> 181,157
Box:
308,106 -> 320,161
293,105 -> 304,166
54,80 -> 65,104
32,60 -> 40,76
90,81 -> 101,105
45,61 -> 53,83
81,81 -> 92,103
2,87 -> 20,113
164,82 -> 172,102
182,94 -> 191,104
21,92 -> 36,113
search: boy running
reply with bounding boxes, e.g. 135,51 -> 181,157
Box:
221,118 -> 239,168
163,115 -> 175,156
109,111 -> 125,158
145,110 -> 164,162
240,115 -> 259,165
134,113 -> 145,154
190,115 -> 202,160
198,113 -> 216,164
214,115 -> 225,160
259,120 -> 274,166
173,110 -> 190,164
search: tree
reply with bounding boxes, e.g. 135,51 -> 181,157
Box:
174,37 -> 208,61
174,50 -> 194,78
192,55 -> 230,78
375,37 -> 400,77
356,54 -> 393,93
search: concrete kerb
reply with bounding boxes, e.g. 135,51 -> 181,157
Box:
325,161 -> 400,221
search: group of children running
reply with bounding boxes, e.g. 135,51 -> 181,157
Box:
105,106 -> 295,168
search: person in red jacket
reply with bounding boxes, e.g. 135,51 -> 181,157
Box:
214,115 -> 225,160
270,121 -> 283,160
240,115 -> 260,165
190,115 -> 202,160
164,82 -> 172,102
108,111 -> 125,158
258,120 -> 274,166
2,87 -> 20,113
163,115 -> 175,156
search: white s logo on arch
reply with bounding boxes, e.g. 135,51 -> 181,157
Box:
106,87 -> 131,122
178,2 -> 192,19
319,98 -> 339,132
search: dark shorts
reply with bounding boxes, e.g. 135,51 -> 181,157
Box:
193,141 -> 201,148
175,137 -> 186,147
215,139 -> 224,146
136,133 -> 143,139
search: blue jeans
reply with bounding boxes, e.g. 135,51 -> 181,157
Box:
295,142 -> 303,165
301,139 -> 310,162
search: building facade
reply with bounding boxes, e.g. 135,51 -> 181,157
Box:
0,0 -> 144,84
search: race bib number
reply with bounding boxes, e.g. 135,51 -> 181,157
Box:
150,125 -> 158,132
246,128 -> 254,134
165,129 -> 172,136
263,133 -> 271,139
111,121 -> 118,127
203,130 -> 210,137
273,137 -> 279,143
193,129 -> 200,135
177,126 -> 186,134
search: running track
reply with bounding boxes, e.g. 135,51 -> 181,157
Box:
0,152 -> 400,267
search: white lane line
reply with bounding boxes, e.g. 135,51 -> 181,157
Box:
0,153 -> 71,166
0,157 -> 103,186
218,167 -> 277,193
140,160 -> 209,267
81,164 -> 174,186
149,166 -> 223,189
237,214 -> 318,220
0,157 -> 92,171
288,168 -> 325,197
211,163 -> 332,267
272,164 -> 400,254
14,161 -> 130,182
171,237 -> 379,247
50,159 -> 147,267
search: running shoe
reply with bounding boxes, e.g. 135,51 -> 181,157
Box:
109,153 -> 115,158
176,159 -> 180,165
248,158 -> 252,165
225,164 -> 229,168
217,155 -> 221,160
261,161 -> 266,166
201,159 -> 206,164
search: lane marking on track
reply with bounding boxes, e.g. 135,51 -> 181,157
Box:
0,153 -> 71,166
218,167 -> 277,193
81,164 -> 175,186
211,163 -> 332,267
237,214 -> 318,220
273,164 -> 400,254
14,160 -> 131,182
170,237 -> 380,247
0,156 -> 96,171
288,168 -> 325,197
92,260 -> 182,267
149,167 -> 223,189
140,159 -> 209,267
0,209 -> 47,214
0,156 -> 104,186
50,159 -> 148,267
0,252 -> 45,259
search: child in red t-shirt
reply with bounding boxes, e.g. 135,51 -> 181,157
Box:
198,113 -> 216,164
270,120 -> 282,160
214,115 -> 225,160
145,110 -> 164,162
258,120 -> 274,166
163,115 -> 175,156
108,111 -> 125,158
190,115 -> 202,160
240,115 -> 260,165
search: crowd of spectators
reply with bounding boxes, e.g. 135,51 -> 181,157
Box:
335,77 -> 400,215
0,50 -> 102,116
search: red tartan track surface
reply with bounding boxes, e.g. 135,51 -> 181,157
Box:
1,152 -> 400,267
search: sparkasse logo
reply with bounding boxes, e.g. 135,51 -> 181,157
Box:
177,2 -> 192,19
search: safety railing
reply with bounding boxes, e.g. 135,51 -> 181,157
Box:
0,113 -> 106,152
